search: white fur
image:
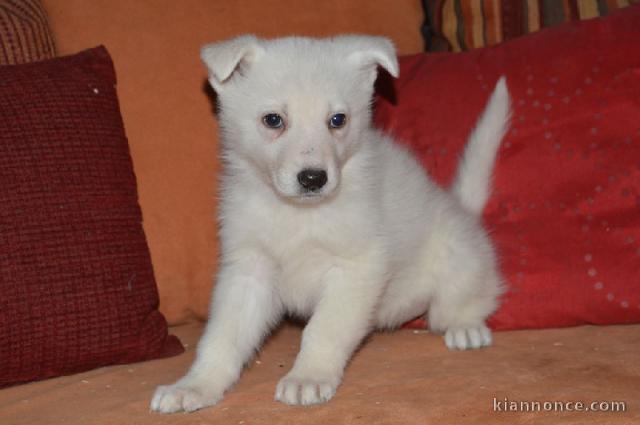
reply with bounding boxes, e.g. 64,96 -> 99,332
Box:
151,35 -> 510,413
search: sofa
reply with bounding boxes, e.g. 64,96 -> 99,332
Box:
1,1 -> 639,424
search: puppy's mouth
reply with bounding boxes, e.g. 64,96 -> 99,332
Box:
275,187 -> 336,205
292,190 -> 328,202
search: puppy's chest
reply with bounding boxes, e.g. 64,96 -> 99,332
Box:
276,242 -> 336,316
246,197 -> 366,256
256,216 -> 336,316
245,201 -> 370,315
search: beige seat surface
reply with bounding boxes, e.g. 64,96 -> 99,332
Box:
1,322 -> 638,425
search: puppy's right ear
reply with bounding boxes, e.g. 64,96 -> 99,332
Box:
201,35 -> 264,91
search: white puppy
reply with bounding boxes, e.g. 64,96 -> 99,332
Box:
151,35 -> 510,413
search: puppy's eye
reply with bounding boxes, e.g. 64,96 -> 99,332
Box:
329,113 -> 347,129
263,113 -> 284,129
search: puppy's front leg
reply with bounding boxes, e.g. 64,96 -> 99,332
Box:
151,252 -> 282,413
275,264 -> 382,405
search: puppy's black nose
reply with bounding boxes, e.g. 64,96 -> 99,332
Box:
297,168 -> 327,192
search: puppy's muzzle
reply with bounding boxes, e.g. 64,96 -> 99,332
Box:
297,168 -> 327,192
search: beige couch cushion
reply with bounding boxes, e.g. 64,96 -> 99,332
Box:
1,323 -> 638,424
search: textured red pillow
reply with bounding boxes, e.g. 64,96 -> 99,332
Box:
376,6 -> 640,330
0,46 -> 183,387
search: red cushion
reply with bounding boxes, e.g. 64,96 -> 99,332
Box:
376,6 -> 640,330
0,46 -> 183,387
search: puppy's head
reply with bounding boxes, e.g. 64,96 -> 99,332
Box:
201,35 -> 398,203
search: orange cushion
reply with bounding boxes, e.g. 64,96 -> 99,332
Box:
42,0 -> 424,324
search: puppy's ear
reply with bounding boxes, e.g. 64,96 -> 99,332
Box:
201,35 -> 265,91
343,36 -> 399,84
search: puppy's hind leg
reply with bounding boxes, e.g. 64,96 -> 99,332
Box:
151,251 -> 282,413
423,222 -> 503,351
427,263 -> 502,351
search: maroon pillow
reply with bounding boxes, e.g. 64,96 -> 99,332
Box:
0,46 -> 183,387
377,6 -> 640,331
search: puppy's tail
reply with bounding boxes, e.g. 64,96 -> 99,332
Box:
451,76 -> 511,216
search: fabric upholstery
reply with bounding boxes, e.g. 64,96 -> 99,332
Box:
424,0 -> 640,51
0,321 -> 638,424
376,6 -> 640,330
0,46 -> 183,388
41,0 -> 425,325
0,0 -> 55,64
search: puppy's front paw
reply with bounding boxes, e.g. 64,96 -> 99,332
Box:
444,325 -> 492,350
150,381 -> 222,413
275,373 -> 338,406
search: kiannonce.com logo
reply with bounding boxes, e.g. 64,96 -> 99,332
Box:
493,397 -> 627,413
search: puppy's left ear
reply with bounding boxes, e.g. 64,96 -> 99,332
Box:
343,36 -> 399,84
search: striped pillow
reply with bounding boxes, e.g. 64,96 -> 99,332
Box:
424,0 -> 640,51
0,0 -> 56,64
